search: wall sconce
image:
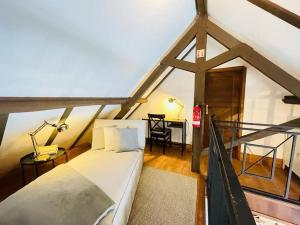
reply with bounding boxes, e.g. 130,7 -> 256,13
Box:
168,98 -> 184,119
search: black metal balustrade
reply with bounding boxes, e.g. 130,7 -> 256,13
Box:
207,119 -> 256,225
215,120 -> 300,205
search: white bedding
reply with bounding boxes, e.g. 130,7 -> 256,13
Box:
67,149 -> 143,225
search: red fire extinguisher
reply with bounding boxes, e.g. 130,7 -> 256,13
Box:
193,105 -> 201,128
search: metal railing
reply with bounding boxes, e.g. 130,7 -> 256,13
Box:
207,119 -> 256,225
215,119 -> 300,205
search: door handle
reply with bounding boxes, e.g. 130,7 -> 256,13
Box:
205,105 -> 209,115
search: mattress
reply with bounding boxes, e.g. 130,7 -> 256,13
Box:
66,149 -> 143,225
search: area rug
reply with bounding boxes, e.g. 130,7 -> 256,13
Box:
128,166 -> 197,225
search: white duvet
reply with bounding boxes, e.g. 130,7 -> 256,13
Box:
66,149 -> 143,225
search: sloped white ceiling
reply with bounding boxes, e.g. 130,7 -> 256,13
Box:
0,0 -> 195,97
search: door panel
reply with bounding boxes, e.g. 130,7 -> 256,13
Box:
204,67 -> 246,157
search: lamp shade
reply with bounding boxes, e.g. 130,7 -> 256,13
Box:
56,123 -> 69,132
168,98 -> 176,103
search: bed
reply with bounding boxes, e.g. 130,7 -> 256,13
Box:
0,119 -> 146,225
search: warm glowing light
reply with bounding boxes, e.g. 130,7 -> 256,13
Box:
165,97 -> 184,119
166,98 -> 176,111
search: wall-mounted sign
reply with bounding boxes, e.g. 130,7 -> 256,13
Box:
196,49 -> 205,58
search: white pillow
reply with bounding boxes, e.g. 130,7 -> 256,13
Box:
103,127 -> 119,151
116,127 -> 139,152
92,127 -> 105,150
94,120 -> 146,150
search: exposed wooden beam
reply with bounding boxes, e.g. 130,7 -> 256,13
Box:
45,107 -> 73,146
248,0 -> 300,29
162,58 -> 197,73
115,19 -> 198,119
207,20 -> 300,99
282,96 -> 300,105
199,44 -> 252,72
125,43 -> 196,119
0,97 -> 127,114
0,114 -> 9,146
192,15 -> 208,172
70,105 -> 106,149
207,20 -> 241,49
240,49 -> 300,98
136,98 -> 148,104
195,0 -> 207,16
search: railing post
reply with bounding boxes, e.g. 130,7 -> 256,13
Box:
284,134 -> 297,199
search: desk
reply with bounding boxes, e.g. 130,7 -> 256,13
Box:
20,148 -> 67,185
143,118 -> 187,155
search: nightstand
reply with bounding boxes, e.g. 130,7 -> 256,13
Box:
20,147 -> 68,185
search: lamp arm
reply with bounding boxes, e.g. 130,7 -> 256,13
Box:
175,101 -> 184,109
30,133 -> 38,157
175,101 -> 184,119
29,121 -> 49,136
29,121 -> 55,157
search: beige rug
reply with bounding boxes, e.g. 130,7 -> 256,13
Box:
128,166 -> 197,225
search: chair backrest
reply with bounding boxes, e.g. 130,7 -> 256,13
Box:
148,114 -> 166,132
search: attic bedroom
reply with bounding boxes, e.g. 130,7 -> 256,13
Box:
0,0 -> 299,225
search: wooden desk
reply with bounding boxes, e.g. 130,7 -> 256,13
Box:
143,118 -> 187,155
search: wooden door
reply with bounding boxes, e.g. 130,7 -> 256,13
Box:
203,66 -> 246,154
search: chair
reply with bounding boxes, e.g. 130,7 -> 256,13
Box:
148,114 -> 172,154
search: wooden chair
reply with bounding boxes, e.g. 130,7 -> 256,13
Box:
148,113 -> 172,154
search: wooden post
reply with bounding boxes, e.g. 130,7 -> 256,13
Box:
192,15 -> 208,172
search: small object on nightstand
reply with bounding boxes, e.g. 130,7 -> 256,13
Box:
34,155 -> 51,162
38,145 -> 58,155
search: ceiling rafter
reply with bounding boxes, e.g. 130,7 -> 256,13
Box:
282,96 -> 300,105
162,58 -> 197,73
195,0 -> 207,16
199,44 -> 252,72
0,97 -> 127,114
248,0 -> 300,29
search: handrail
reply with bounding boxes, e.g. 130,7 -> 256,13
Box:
207,118 -> 255,225
0,97 -> 129,113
